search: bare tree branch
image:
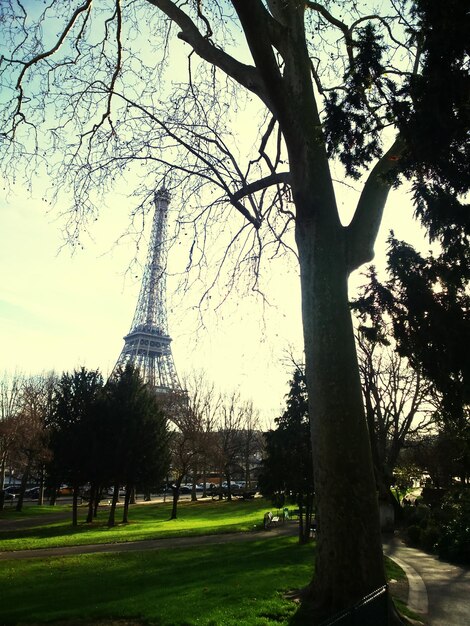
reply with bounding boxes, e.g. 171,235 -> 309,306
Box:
146,0 -> 269,105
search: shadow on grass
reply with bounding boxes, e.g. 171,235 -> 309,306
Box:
0,537 -> 314,625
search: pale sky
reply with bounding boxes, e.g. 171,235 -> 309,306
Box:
0,178 -> 426,424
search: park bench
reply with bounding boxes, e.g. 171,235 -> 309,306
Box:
263,511 -> 280,529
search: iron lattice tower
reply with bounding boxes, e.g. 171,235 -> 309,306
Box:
113,189 -> 182,394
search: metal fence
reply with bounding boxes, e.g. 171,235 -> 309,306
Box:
320,585 -> 389,626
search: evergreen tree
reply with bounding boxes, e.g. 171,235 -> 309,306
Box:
259,369 -> 314,543
48,368 -> 103,525
103,365 -> 170,526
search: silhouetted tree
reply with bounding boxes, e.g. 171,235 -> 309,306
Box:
48,368 -> 103,526
103,364 -> 170,526
259,369 -> 314,543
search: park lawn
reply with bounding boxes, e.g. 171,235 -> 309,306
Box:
0,537 -> 406,626
0,502 -> 71,518
0,536 -> 311,625
0,498 -> 272,551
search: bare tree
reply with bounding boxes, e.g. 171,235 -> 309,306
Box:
213,390 -> 247,500
0,372 -> 23,509
14,378 -> 50,511
181,371 -> 222,498
238,399 -> 263,490
167,428 -> 198,519
2,373 -> 55,512
1,1 -> 467,618
357,336 -> 435,510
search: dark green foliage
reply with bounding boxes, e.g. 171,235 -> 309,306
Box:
104,364 -> 170,496
395,0 -> 470,193
46,365 -> 170,525
47,368 -> 104,493
355,234 -> 469,435
258,369 -> 314,540
324,24 -> 386,178
436,489 -> 470,562
404,488 -> 470,563
354,227 -> 469,489
392,0 -> 470,275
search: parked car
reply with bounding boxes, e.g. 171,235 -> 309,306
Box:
105,487 -> 126,497
24,486 -> 40,499
58,485 -> 73,496
4,485 -> 20,496
198,482 -> 216,490
221,481 -> 242,490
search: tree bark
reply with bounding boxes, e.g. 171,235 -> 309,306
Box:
170,476 -> 182,520
107,484 -> 120,527
15,465 -> 30,513
86,484 -> 95,523
122,485 -> 132,523
93,489 -> 101,518
72,486 -> 79,527
296,213 -> 386,615
38,466 -> 45,506
0,455 -> 6,511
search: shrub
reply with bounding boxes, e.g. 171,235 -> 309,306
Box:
420,525 -> 440,552
404,487 -> 470,564
435,489 -> 470,563
406,524 -> 422,546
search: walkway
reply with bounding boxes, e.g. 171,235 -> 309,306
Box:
384,535 -> 470,626
0,524 -> 297,561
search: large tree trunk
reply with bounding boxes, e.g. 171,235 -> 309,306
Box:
86,484 -> 96,523
72,486 -> 79,527
296,216 -> 386,617
107,484 -> 120,527
169,476 -> 183,520
0,455 -> 6,511
122,485 -> 132,523
15,465 -> 30,513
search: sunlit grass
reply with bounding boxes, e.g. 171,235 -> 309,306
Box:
0,538 -> 408,625
0,502 -> 71,518
0,498 -> 271,551
0,536 -> 313,625
0,501 -> 410,624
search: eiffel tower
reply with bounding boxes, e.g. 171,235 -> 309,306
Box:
113,188 -> 182,394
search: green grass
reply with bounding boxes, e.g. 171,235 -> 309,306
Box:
0,502 -> 71,518
0,498 -> 270,551
0,500 -> 411,624
0,538 -> 408,626
384,556 -> 407,582
0,536 -> 312,625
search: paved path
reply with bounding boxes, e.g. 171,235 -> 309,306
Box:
384,536 -> 470,626
0,524 -> 297,561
